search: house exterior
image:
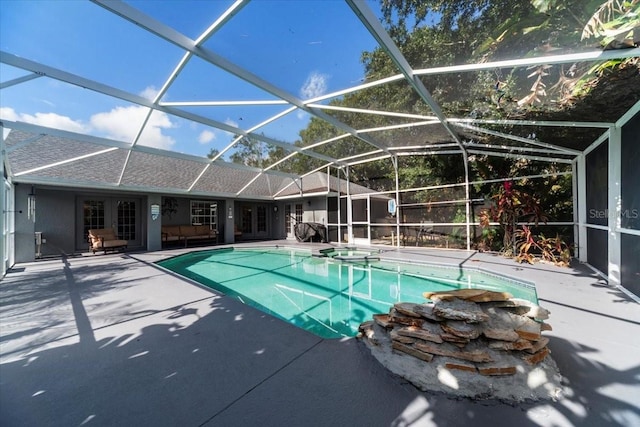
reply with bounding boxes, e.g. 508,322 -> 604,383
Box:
1,127 -> 383,266
2,113 -> 639,300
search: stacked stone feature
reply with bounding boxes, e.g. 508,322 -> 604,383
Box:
359,289 -> 554,384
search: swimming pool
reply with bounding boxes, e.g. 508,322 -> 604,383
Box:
158,247 -> 537,339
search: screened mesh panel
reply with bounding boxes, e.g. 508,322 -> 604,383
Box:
587,228 -> 608,274
586,143 -> 609,225
348,159 -> 395,192
621,234 -> 640,296
586,141 -> 608,226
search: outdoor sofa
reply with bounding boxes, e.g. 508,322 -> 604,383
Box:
161,225 -> 218,247
88,228 -> 128,254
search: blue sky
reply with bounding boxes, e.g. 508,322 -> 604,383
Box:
0,0 -> 383,159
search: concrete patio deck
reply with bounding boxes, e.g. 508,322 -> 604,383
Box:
1,242 -> 638,427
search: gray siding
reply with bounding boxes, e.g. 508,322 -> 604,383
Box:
36,189 -> 77,257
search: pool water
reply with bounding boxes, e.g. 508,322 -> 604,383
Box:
158,247 -> 537,339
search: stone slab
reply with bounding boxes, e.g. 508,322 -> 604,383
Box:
432,298 -> 489,323
392,341 -> 434,362
414,341 -> 493,363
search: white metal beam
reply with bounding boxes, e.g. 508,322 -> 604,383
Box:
347,154 -> 391,166
608,126 -> 622,286
465,142 -> 575,157
235,152 -> 300,197
0,52 -> 343,169
358,120 -> 443,134
575,156 -> 588,262
467,149 -> 573,163
361,171 -> 572,197
193,105 -> 301,192
2,120 -> 131,150
449,117 -> 613,128
583,129 -> 611,156
0,72 -> 42,89
125,0 -> 249,185
213,105 -> 297,162
616,99 -> 640,127
308,103 -> 437,121
92,0 -> 393,156
338,149 -> 384,163
304,50 -> 637,125
455,123 -> 582,155
388,143 -> 460,151
302,134 -> 350,151
160,100 -> 288,107
346,0 -> 464,149
3,120 -> 301,181
13,147 -> 119,177
395,150 -> 464,157
415,48 -> 640,76
4,133 -> 46,153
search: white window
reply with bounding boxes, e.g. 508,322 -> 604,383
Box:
191,200 -> 217,229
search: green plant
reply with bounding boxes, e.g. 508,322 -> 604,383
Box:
582,0 -> 640,49
478,181 -> 547,255
449,208 -> 467,245
514,225 -> 572,266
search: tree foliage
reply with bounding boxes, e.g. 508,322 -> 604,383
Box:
221,0 -> 636,252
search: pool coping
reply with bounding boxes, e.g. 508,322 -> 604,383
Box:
1,240 -> 639,426
155,245 -> 540,339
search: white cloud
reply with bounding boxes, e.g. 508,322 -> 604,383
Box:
0,107 -> 88,133
0,107 -> 19,122
90,106 -> 175,150
223,118 -> 239,137
225,118 -> 238,129
300,71 -> 328,100
2,102 -> 176,150
198,129 -> 216,144
140,86 -> 160,101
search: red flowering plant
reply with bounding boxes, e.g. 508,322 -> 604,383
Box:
479,181 -> 571,265
478,181 -> 547,256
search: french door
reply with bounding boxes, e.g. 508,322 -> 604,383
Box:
350,195 -> 371,245
285,203 -> 303,240
77,197 -> 142,251
238,203 -> 271,239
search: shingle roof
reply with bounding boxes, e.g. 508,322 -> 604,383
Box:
4,129 -> 371,199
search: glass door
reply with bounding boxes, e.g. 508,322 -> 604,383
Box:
350,195 -> 370,245
78,197 -> 142,251
285,203 -> 303,240
285,204 -> 293,239
79,199 -> 106,249
240,205 -> 252,237
116,200 -> 138,242
256,205 -> 268,238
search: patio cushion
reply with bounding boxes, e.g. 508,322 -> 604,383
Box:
88,228 -> 128,254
